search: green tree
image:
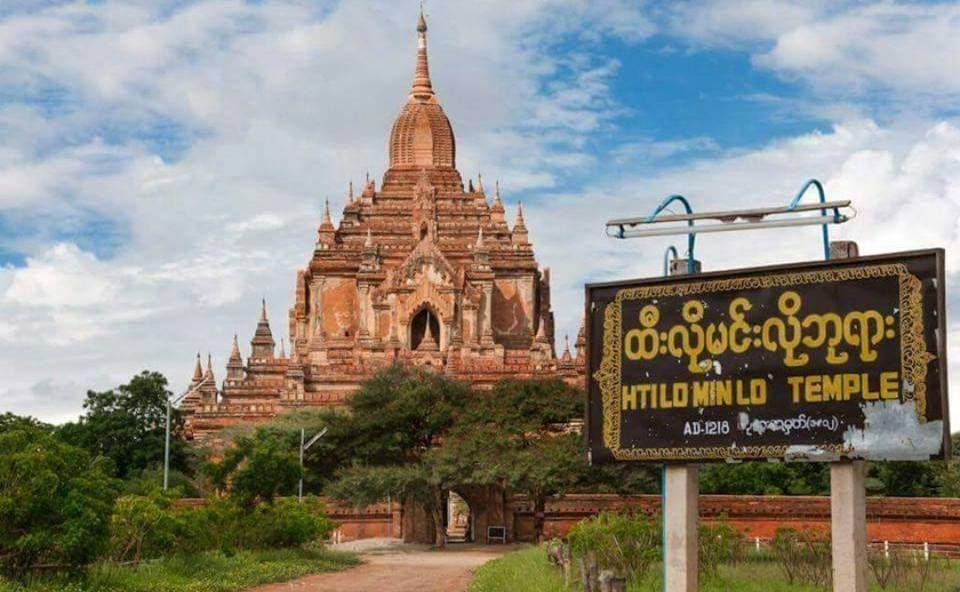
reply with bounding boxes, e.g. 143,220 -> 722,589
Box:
322,365 -> 471,545
343,364 -> 471,464
869,461 -> 940,497
0,426 -> 120,575
204,429 -> 302,506
431,379 -> 586,542
59,371 -> 188,479
0,413 -> 50,434
700,462 -> 829,496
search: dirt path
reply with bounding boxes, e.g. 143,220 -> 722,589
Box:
248,546 -> 509,592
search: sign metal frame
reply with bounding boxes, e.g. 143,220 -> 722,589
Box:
585,248 -> 949,465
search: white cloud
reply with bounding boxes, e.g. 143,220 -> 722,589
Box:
4,243 -> 116,308
668,1 -> 960,106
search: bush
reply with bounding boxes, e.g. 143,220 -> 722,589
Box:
241,498 -> 334,549
168,497 -> 333,554
0,427 -> 120,576
108,494 -> 181,562
567,511 -> 660,585
771,527 -> 831,588
122,466 -> 201,498
700,516 -> 744,579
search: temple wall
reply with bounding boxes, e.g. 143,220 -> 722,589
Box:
320,277 -> 358,338
317,494 -> 960,549
492,277 -> 533,337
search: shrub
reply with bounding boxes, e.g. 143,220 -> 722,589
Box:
0,427 -> 120,576
567,511 -> 660,585
771,527 -> 831,588
241,498 -> 334,549
700,516 -> 744,578
108,494 -> 181,562
167,497 -> 333,554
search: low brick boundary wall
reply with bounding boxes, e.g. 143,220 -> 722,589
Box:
508,495 -> 960,547
173,494 -> 960,548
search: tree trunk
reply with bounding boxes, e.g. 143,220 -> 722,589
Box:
534,494 -> 546,544
432,488 -> 446,548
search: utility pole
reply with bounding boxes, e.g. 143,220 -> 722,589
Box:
299,427 -> 328,502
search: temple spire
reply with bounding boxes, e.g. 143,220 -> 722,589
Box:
251,299 -> 276,359
322,199 -> 333,227
227,334 -> 244,380
205,353 -> 216,382
491,180 -> 505,223
191,352 -> 203,386
347,181 -> 354,203
317,198 -> 336,247
560,335 -> 574,368
410,8 -> 434,99
512,200 -> 529,244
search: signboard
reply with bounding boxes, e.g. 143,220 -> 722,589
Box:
585,250 -> 949,463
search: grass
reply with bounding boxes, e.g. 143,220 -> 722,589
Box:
0,547 -> 361,592
468,546 -> 960,592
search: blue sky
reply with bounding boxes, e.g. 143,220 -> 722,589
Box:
0,0 -> 959,424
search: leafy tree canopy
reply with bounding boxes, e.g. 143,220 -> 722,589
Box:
344,364 -> 472,464
0,425 -> 120,575
204,428 -> 302,507
0,412 -> 51,434
59,371 -> 189,479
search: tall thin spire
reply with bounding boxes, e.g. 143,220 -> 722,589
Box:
205,352 -> 215,381
322,199 -> 332,227
411,8 -> 434,99
191,352 -> 203,386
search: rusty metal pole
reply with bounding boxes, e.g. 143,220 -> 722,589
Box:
828,240 -> 867,592
663,256 -> 701,592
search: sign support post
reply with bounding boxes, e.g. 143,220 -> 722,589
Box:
664,463 -> 698,591
664,256 -> 700,592
831,459 -> 866,590
828,240 -> 867,592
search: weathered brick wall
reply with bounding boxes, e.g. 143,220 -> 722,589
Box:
509,494 -> 960,546
174,494 -> 960,547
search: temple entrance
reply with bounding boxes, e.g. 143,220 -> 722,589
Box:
410,308 -> 441,351
445,491 -> 472,544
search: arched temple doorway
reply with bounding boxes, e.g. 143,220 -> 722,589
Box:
410,307 -> 441,351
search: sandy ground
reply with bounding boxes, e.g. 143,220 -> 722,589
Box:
248,544 -> 511,592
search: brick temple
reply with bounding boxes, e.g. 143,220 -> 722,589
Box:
180,12 -> 585,440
